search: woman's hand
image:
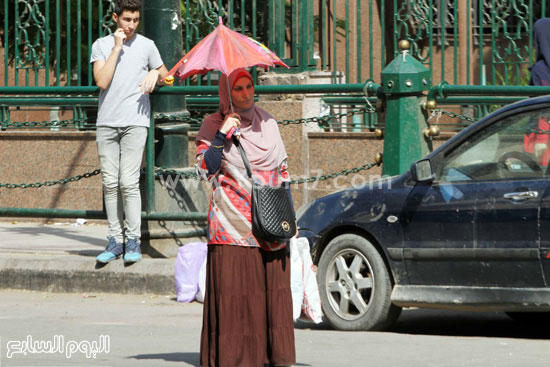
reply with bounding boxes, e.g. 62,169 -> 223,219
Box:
220,113 -> 241,135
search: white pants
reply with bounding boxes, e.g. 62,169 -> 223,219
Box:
96,126 -> 148,243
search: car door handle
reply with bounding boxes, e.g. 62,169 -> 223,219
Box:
503,191 -> 539,202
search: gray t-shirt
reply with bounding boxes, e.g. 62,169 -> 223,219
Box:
90,34 -> 163,127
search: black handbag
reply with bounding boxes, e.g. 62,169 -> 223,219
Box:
234,138 -> 296,242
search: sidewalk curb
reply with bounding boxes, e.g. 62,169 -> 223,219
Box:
0,254 -> 175,295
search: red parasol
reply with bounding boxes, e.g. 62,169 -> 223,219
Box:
166,17 -> 289,82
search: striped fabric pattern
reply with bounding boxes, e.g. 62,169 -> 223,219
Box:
196,142 -> 291,251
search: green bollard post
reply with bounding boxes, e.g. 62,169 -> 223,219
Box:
155,124 -> 189,168
380,40 -> 432,176
140,2 -> 208,257
142,0 -> 190,169
141,0 -> 188,118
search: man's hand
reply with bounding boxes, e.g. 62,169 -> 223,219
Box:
93,29 -> 126,90
156,65 -> 170,86
139,69 -> 160,94
113,28 -> 126,49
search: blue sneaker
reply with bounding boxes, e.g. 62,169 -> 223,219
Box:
124,238 -> 142,263
96,237 -> 123,263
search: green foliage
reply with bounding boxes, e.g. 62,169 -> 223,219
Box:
493,62 -> 531,87
181,0 -> 223,51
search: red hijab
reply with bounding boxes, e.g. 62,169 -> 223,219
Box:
196,68 -> 287,171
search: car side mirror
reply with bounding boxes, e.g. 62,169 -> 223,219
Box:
410,159 -> 434,183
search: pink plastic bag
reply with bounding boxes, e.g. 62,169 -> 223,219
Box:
175,242 -> 207,302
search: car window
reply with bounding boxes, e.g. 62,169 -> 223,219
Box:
436,108 -> 550,182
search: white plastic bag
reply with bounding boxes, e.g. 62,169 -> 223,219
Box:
290,238 -> 305,320
195,257 -> 207,303
175,242 -> 207,303
290,237 -> 323,323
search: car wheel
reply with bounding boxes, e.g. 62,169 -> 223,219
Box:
317,233 -> 401,331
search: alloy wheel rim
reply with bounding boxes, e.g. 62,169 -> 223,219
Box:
325,248 -> 374,321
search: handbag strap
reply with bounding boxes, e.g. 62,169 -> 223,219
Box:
233,136 -> 253,179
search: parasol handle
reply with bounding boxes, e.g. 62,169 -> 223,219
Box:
224,75 -> 239,140
226,76 -> 234,114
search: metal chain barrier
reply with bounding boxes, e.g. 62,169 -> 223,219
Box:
155,107 -> 376,127
0,169 -> 101,189
1,108 -> 380,188
0,162 -> 381,189
6,108 -> 376,129
155,161 -> 380,185
429,109 -> 477,124
153,113 -> 204,124
289,162 -> 379,184
2,117 -> 88,128
155,167 -> 198,179
278,107 -> 376,126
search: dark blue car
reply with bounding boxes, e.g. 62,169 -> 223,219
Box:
297,95 -> 550,331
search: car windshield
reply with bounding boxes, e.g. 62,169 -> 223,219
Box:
436,107 -> 550,182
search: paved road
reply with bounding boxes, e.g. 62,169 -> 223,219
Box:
0,289 -> 548,367
0,221 -> 107,256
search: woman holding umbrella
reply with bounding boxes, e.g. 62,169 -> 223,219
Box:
195,68 -> 296,367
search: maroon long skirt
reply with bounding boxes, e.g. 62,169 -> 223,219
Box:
200,244 -> 296,367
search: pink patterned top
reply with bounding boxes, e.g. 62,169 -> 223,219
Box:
196,141 -> 291,251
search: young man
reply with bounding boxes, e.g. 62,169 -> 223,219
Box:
91,0 -> 171,263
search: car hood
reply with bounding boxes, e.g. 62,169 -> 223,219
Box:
296,173 -> 405,235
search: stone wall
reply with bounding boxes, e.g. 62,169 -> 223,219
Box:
0,99 -> 452,223
0,131 -> 103,213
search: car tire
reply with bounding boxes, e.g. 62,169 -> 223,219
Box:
317,233 -> 401,331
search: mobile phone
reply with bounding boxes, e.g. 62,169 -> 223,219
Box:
226,127 -> 235,139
